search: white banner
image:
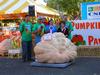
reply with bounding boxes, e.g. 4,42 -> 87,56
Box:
71,20 -> 100,46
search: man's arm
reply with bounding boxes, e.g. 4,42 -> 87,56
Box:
32,24 -> 42,34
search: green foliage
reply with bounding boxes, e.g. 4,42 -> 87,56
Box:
47,0 -> 96,16
75,40 -> 86,46
47,0 -> 81,14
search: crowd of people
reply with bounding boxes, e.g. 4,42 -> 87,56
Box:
19,15 -> 74,62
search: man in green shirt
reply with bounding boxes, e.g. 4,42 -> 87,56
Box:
33,17 -> 45,44
64,15 -> 74,40
19,15 -> 33,62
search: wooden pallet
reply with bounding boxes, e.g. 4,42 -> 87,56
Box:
77,46 -> 100,57
8,53 -> 22,59
8,49 -> 22,59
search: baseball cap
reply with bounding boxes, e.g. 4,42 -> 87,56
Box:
37,16 -> 42,20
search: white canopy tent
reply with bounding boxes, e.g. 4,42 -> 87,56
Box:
0,0 -> 59,16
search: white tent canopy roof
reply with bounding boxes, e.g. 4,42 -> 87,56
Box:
0,0 -> 59,16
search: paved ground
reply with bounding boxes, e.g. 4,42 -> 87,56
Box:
0,57 -> 100,75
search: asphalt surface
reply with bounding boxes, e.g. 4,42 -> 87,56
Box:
0,57 -> 100,75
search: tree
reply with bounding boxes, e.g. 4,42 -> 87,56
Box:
47,0 -> 81,15
47,0 -> 96,16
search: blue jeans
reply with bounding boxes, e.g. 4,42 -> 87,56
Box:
35,35 -> 41,44
22,41 -> 32,61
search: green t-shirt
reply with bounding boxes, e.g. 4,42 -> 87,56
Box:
19,21 -> 33,41
66,21 -> 74,40
33,23 -> 46,36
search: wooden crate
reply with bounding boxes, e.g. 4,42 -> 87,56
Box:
77,46 -> 100,57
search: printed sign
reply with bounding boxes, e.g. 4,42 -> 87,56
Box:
87,4 -> 100,19
71,20 -> 100,46
81,2 -> 100,20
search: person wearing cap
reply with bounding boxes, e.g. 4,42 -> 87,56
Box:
19,15 -> 33,62
33,17 -> 46,44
